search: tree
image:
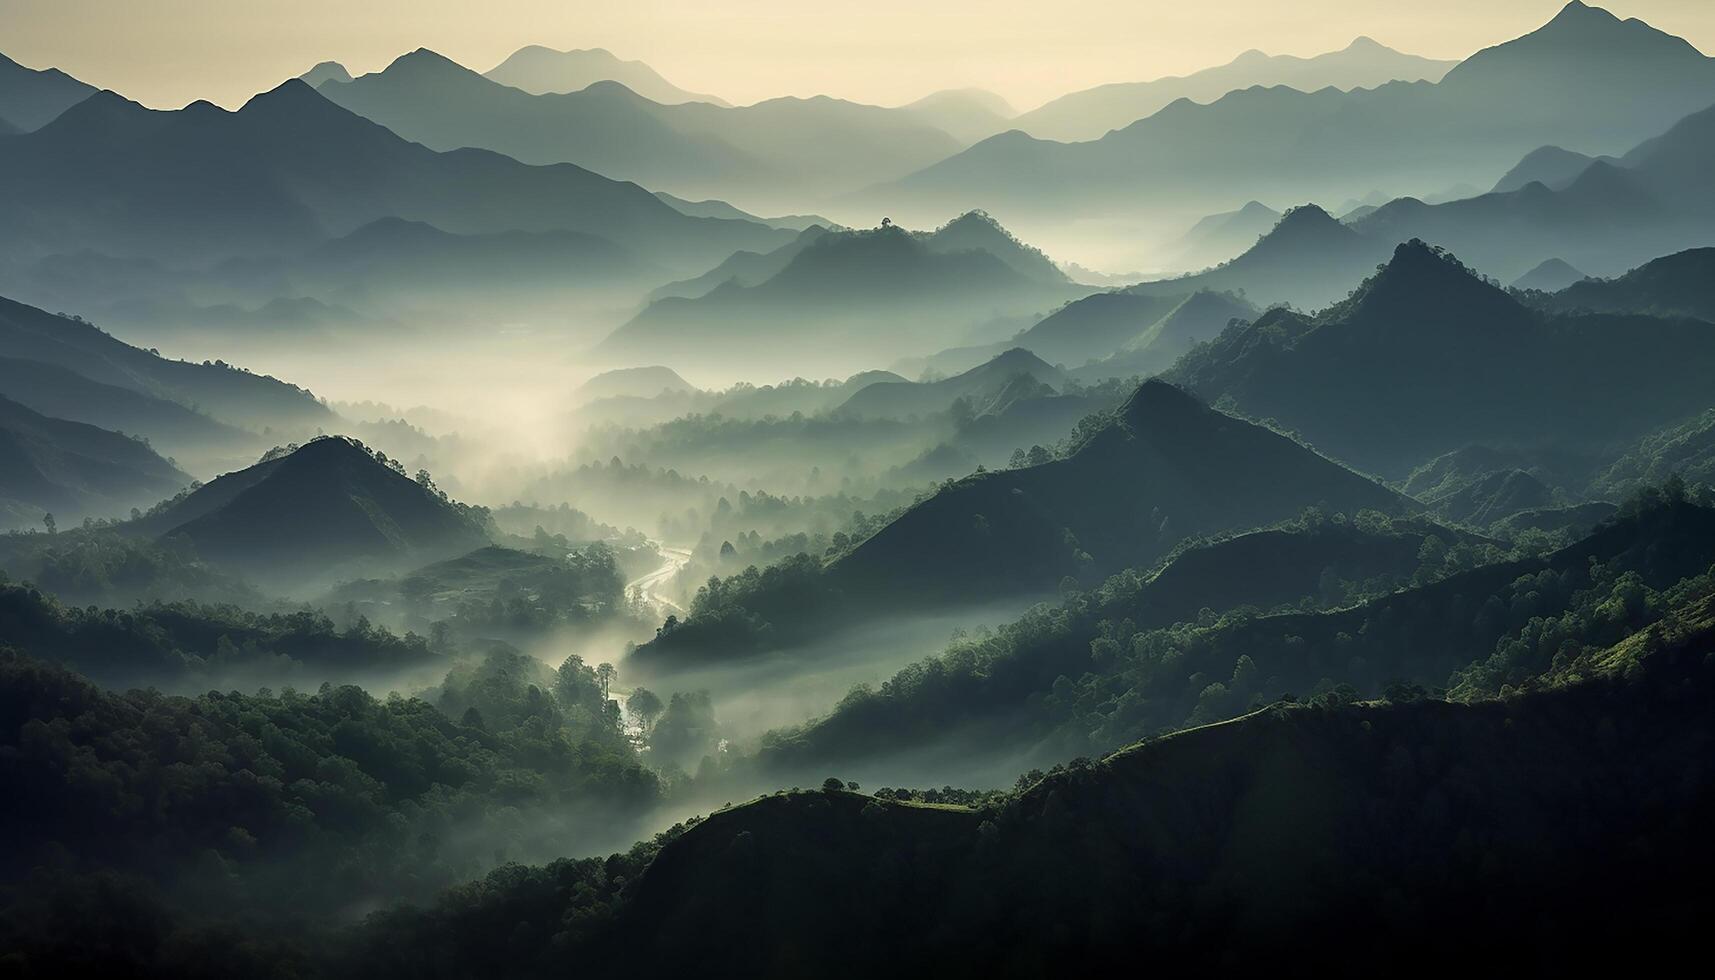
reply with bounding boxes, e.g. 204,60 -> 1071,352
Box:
596,663 -> 616,702
627,687 -> 663,733
822,777 -> 846,793
42,513 -> 55,535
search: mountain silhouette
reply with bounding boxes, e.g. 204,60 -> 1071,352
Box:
1009,36 -> 1454,142
870,5 -> 1715,231
0,356 -> 254,467
132,436 -> 490,586
0,51 -> 96,131
648,225 -> 831,302
1075,290 -> 1260,381
1169,240 -> 1715,476
897,88 -> 1017,143
297,61 -> 352,87
321,49 -> 962,205
1530,248 -> 1715,321
572,366 -> 696,405
0,294 -> 330,433
1491,145 -> 1614,192
1130,204 -> 1390,310
1510,257 -> 1586,292
601,220 -> 1087,375
827,379 -> 1406,603
484,45 -> 728,105
836,348 -> 1065,420
0,393 -> 188,527
0,80 -> 789,274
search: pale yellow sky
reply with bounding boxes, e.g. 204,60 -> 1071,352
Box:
3,0 -> 1712,111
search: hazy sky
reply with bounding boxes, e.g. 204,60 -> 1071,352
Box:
3,0 -> 1712,111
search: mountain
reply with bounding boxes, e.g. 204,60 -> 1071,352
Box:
130,436 -> 490,586
1510,257 -> 1586,292
0,356 -> 254,467
1000,292 -> 1185,368
297,61 -> 352,87
1528,248 -> 1715,321
0,51 -> 96,131
573,366 -> 696,405
836,348 -> 1065,420
0,80 -> 788,275
1168,240 -> 1715,477
827,379 -> 1408,604
321,49 -> 962,205
317,50 -> 763,193
226,216 -> 657,323
897,88 -> 1016,143
922,211 -> 1069,283
1130,204 -> 1391,310
600,222 -> 1088,376
1171,200 -> 1282,269
1592,409 -> 1715,498
1075,290 -> 1260,381
1010,36 -> 1455,142
483,45 -> 728,105
0,294 -> 330,433
1350,99 -> 1715,282
652,192 -> 830,232
1490,145 -> 1613,192
0,393 -> 188,527
648,225 -> 831,302
871,5 -> 1715,231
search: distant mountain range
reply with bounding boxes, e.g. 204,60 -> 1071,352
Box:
483,45 -> 729,105
1010,36 -> 1455,142
316,49 -> 963,207
1167,239 -> 1715,478
600,214 -> 1087,375
868,4 -> 1715,230
1524,248 -> 1715,321
0,79 -> 788,276
0,51 -> 95,131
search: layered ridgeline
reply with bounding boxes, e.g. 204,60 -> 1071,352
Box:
870,4 -> 1715,227
835,349 -> 1064,420
0,393 -> 189,528
1352,94 -> 1715,280
345,502 -> 1715,978
0,294 -> 329,472
1167,240 -> 1715,479
127,437 -> 491,589
752,493 -> 1715,778
0,51 -> 96,131
316,49 -> 962,206
598,214 -> 1086,376
1522,247 -> 1715,321
483,45 -> 729,105
0,79 -> 788,276
1010,37 -> 1456,142
634,380 -> 1407,666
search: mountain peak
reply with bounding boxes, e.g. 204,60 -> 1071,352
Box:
1334,239 -> 1518,325
1344,35 -> 1388,52
1118,378 -> 1207,431
299,61 -> 352,87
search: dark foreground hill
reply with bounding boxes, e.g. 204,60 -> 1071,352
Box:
351,572 -> 1715,978
131,437 -> 490,586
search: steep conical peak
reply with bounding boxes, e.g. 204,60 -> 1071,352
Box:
1344,36 -> 1388,52
1271,203 -> 1339,233
1118,378 -> 1209,432
977,347 -> 1055,376
381,48 -> 474,78
1338,240 -> 1515,322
